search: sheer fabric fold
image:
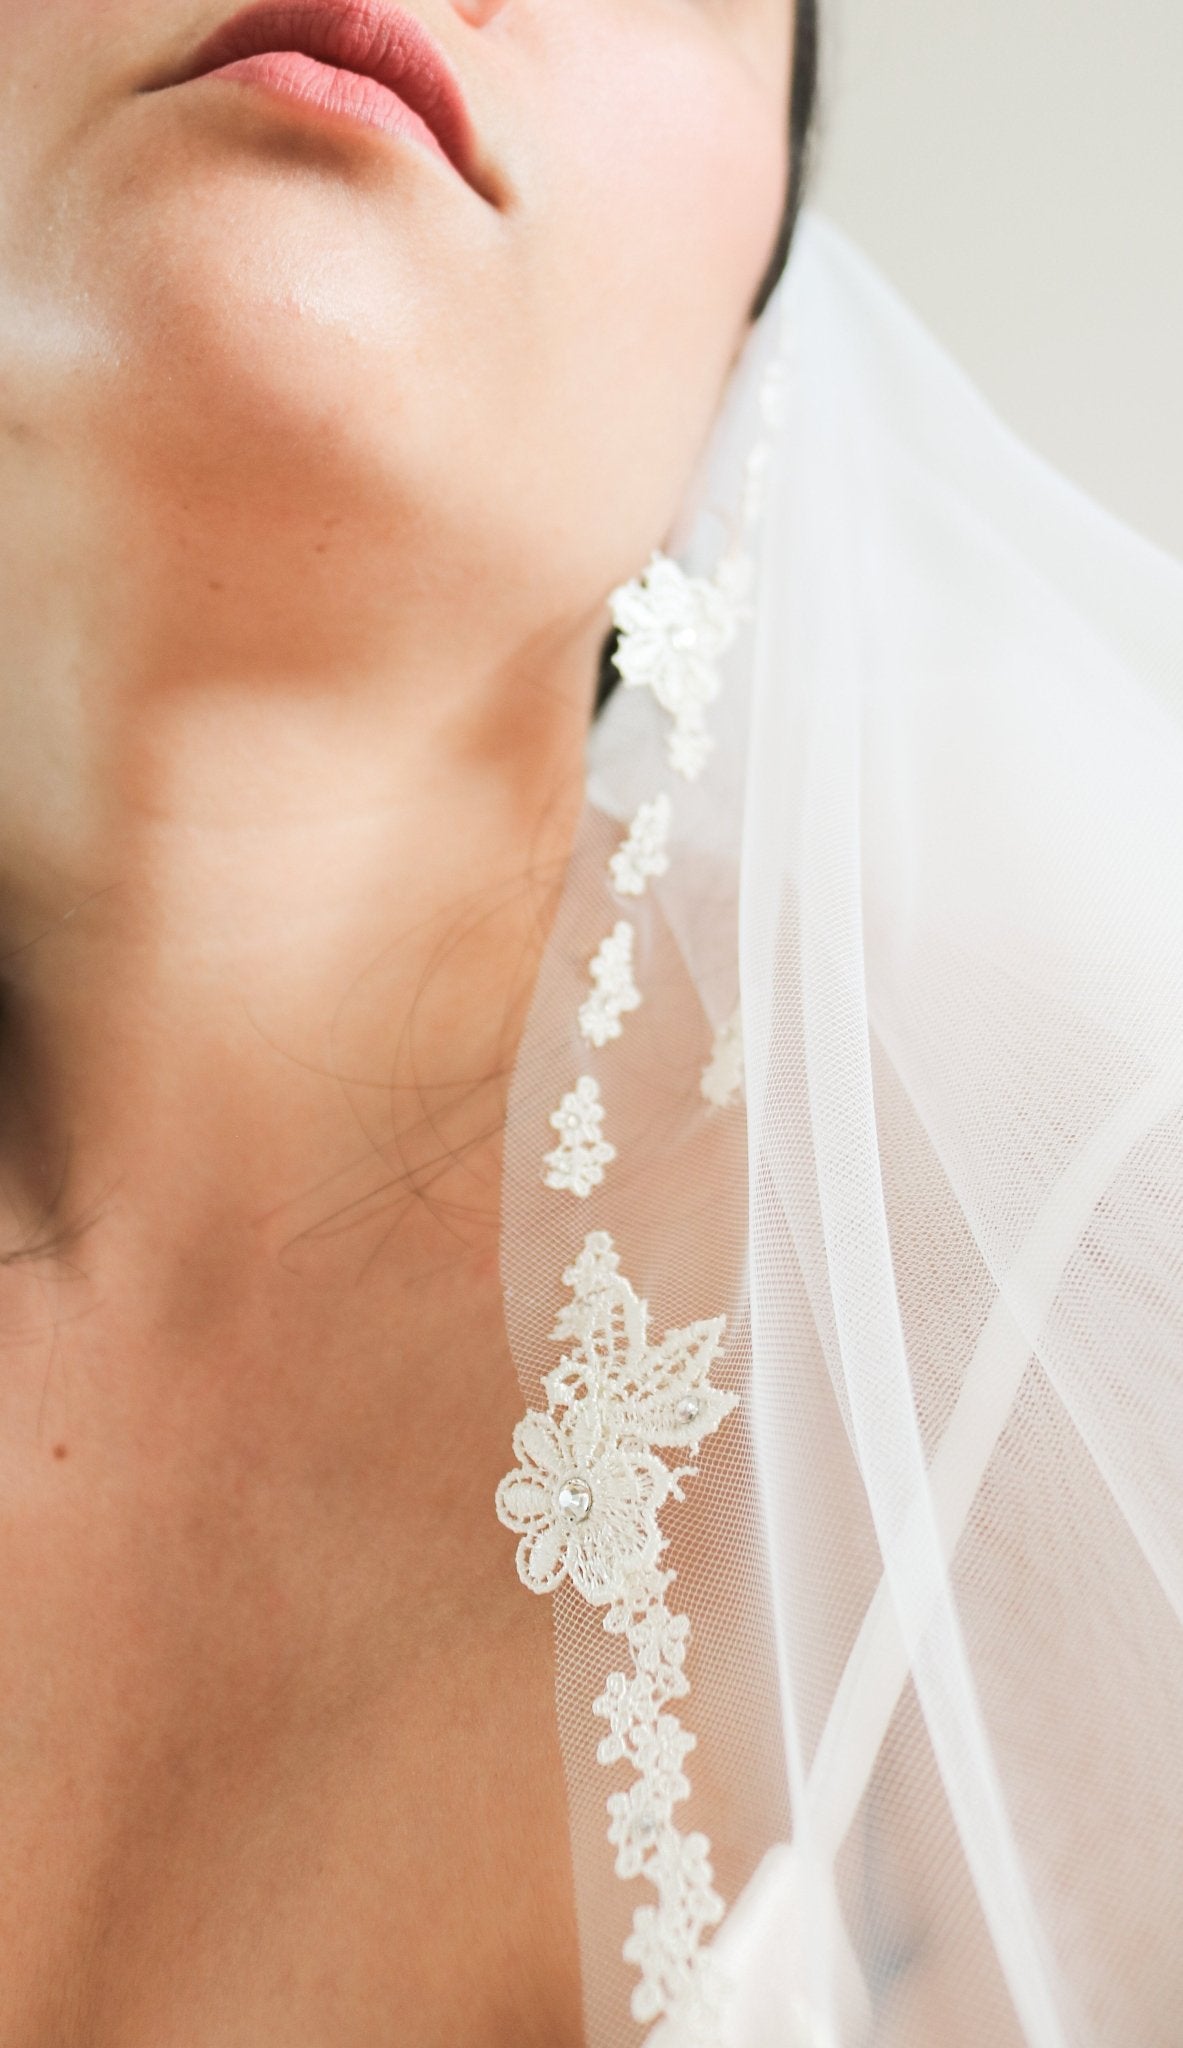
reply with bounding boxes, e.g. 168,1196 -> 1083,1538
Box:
498,212 -> 1183,2047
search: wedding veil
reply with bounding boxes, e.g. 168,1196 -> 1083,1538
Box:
495,209 -> 1183,2047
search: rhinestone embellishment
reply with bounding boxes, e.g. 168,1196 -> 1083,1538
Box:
496,1232 -> 739,2028
557,1476 -> 595,1522
544,1075 -> 617,1197
498,311 -> 795,2043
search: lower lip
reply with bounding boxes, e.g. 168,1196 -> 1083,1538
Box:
197,49 -> 451,170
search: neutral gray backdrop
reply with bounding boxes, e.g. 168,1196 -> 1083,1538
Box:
811,0 -> 1183,561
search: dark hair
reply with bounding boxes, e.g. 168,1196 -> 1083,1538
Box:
752,0 -> 820,322
594,0 -> 820,718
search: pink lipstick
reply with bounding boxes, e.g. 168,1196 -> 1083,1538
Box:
158,0 -> 495,202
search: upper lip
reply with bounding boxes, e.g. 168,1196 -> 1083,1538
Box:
154,0 -> 496,202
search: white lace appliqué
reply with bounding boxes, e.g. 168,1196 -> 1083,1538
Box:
502,326 -> 794,2040
496,1231 -> 738,2029
579,921 -> 643,1049
700,1006 -> 744,1110
544,1075 -> 616,1197
608,553 -> 744,782
610,793 -> 674,899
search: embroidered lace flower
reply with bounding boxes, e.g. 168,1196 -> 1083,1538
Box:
622,1821 -> 728,2033
544,1075 -> 616,1197
610,793 -> 674,898
700,1005 -> 744,1109
496,1232 -> 739,2030
494,1405 -> 671,1603
608,552 -> 743,782
579,920 -> 642,1048
499,333 -> 792,2041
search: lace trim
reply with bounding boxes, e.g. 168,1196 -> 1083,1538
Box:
610,793 -> 673,899
495,1232 -> 738,2028
700,1006 -> 744,1110
543,1075 -> 617,1198
503,324 -> 794,2037
579,920 -> 643,1048
607,553 -> 743,783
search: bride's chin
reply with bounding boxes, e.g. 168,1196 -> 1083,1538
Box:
62,235 -> 447,513
60,100 -> 483,439
109,180 -> 443,354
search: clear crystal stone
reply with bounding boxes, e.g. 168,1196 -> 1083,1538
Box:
675,1395 -> 702,1425
556,1476 -> 594,1522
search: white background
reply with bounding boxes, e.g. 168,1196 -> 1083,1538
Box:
812,0 -> 1183,561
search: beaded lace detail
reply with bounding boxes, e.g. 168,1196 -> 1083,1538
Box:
499,327 -> 792,2039
608,553 -> 742,782
544,1075 -> 616,1198
495,1233 -> 738,2027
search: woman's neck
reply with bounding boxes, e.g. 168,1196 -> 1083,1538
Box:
0,456 -> 600,1293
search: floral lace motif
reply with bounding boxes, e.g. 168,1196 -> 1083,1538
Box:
610,793 -> 674,899
544,1075 -> 616,1198
608,553 -> 745,782
503,325 -> 795,2039
700,1006 -> 744,1110
495,1232 -> 739,2029
579,921 -> 643,1049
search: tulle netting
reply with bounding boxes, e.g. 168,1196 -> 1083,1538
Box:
498,212 -> 1183,2048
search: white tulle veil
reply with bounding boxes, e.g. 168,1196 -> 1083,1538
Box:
493,209 -> 1183,2048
